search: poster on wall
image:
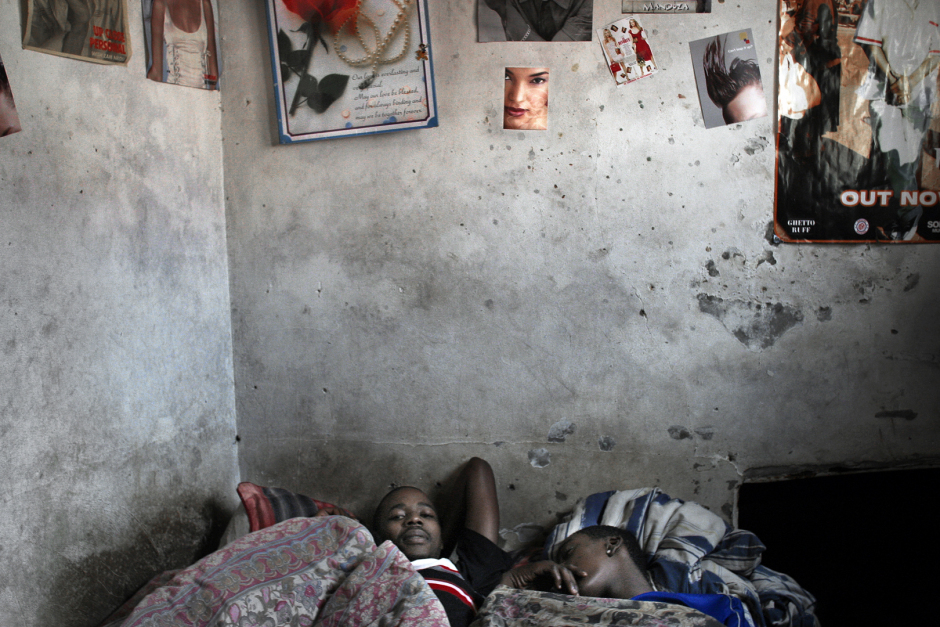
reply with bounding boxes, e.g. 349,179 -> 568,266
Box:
774,0 -> 940,243
1,53 -> 23,138
264,0 -> 438,143
504,67 -> 549,130
598,16 -> 659,86
142,0 -> 222,91
23,0 -> 131,65
622,1 -> 711,13
478,0 -> 593,42
690,29 -> 768,129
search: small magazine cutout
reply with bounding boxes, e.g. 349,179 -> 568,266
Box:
597,16 -> 658,86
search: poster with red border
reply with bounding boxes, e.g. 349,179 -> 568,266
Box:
774,0 -> 940,243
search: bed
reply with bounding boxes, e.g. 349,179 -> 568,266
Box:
101,483 -> 817,627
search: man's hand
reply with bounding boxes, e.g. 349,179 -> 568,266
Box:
500,560 -> 585,595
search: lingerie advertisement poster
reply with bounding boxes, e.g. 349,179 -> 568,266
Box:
264,0 -> 438,143
23,0 -> 131,66
597,16 -> 659,86
142,0 -> 222,91
775,0 -> 940,243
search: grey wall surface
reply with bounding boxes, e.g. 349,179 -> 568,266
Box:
223,0 -> 939,534
0,3 -> 238,626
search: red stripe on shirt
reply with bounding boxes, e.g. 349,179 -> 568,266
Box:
425,579 -> 477,609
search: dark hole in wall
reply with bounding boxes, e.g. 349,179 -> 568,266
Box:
738,468 -> 939,626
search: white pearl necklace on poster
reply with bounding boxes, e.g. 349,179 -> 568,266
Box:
334,0 -> 415,82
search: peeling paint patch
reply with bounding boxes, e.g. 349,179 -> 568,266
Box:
668,426 -> 692,440
756,251 -> 776,266
555,491 -> 567,501
548,419 -> 575,443
598,436 -> 616,451
816,306 -> 832,322
875,410 -> 917,420
904,273 -> 920,292
705,260 -> 719,277
764,222 -> 780,246
743,136 -> 769,155
528,448 -> 551,468
694,427 -> 715,440
697,294 -> 804,349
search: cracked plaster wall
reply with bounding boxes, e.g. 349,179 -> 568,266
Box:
0,3 -> 238,626
223,0 -> 939,534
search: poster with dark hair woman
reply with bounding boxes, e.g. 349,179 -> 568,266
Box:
690,30 -> 767,128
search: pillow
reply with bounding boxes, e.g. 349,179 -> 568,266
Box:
236,481 -> 355,532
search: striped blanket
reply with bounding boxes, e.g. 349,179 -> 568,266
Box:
543,488 -> 818,627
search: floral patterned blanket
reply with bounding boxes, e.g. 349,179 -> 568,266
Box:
470,586 -> 726,627
102,516 -> 449,627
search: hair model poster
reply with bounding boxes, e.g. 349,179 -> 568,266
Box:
622,0 -> 710,13
23,0 -> 131,65
774,0 -> 940,243
598,16 -> 659,86
265,0 -> 438,143
478,0 -> 593,42
690,29 -> 767,129
142,0 -> 222,91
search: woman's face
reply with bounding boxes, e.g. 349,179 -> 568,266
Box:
504,67 -> 549,131
629,19 -> 639,30
724,83 -> 767,123
0,91 -> 21,138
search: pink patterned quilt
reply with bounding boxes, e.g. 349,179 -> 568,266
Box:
469,586 -> 726,627
102,516 -> 449,627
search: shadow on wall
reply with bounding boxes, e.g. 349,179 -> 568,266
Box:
37,498 -> 229,627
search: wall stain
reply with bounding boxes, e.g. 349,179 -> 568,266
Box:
548,419 -> 575,443
668,426 -> 692,440
875,410 -> 917,420
743,136 -> 769,155
816,306 -> 832,322
555,491 -> 568,501
528,448 -> 551,468
694,427 -> 715,440
598,436 -> 616,451
705,260 -> 719,277
697,294 -> 804,349
903,273 -> 920,292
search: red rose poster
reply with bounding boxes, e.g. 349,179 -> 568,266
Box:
774,0 -> 940,243
264,0 -> 438,142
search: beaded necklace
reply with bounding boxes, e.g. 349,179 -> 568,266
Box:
334,0 -> 415,84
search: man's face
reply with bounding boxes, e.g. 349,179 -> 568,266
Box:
376,487 -> 443,560
557,533 -> 620,598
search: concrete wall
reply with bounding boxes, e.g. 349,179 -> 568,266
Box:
223,0 -> 939,535
0,3 -> 238,626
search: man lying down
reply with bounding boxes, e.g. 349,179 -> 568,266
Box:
372,457 -> 747,627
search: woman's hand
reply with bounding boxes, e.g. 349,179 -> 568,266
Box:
500,560 -> 585,595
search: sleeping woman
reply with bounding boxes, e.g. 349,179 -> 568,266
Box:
500,525 -> 748,627
147,0 -> 219,90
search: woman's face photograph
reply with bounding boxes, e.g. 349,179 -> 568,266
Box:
504,67 -> 549,131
